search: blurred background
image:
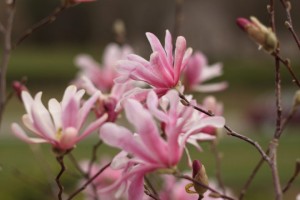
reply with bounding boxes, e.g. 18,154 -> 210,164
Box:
0,0 -> 300,199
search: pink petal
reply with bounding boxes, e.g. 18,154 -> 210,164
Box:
62,97 -> 79,129
77,113 -> 108,142
193,82 -> 228,92
128,172 -> 145,200
100,123 -> 157,163
48,99 -> 62,130
146,32 -> 174,77
21,91 -> 34,119
124,99 -> 168,164
173,36 -> 187,83
11,123 -> 48,144
78,91 -> 101,128
146,91 -> 168,122
59,127 -> 78,150
164,30 -> 173,65
200,63 -> 224,82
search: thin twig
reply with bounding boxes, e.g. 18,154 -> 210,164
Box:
56,155 -> 66,200
175,174 -> 235,200
144,190 -> 160,200
179,93 -> 270,163
210,141 -> 226,194
67,162 -> 111,200
238,104 -> 297,199
145,176 -> 159,198
282,159 -> 300,193
279,0 -> 300,51
272,54 -> 300,88
88,140 -> 103,177
268,1 -> 283,199
0,2 -> 15,127
14,4 -> 68,48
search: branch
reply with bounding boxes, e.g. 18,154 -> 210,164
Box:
282,159 -> 300,193
56,155 -> 66,200
272,54 -> 300,88
14,4 -> 68,48
268,1 -> 283,199
175,174 -> 235,200
0,1 -> 15,127
67,162 -> 111,200
179,93 -> 270,163
279,0 -> 300,51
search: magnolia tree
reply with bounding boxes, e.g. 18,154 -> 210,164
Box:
0,0 -> 300,200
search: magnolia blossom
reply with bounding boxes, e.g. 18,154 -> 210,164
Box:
147,90 -> 219,152
74,43 -> 133,93
183,51 -> 227,92
99,92 -> 225,199
115,30 -> 192,97
296,193 -> 300,200
79,76 -> 133,122
11,85 -> 107,152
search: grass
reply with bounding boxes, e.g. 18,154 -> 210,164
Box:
1,46 -> 300,199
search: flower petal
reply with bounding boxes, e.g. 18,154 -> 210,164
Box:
11,123 -> 48,144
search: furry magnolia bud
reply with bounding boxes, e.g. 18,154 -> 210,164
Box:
192,160 -> 209,195
293,90 -> 300,108
236,16 -> 278,53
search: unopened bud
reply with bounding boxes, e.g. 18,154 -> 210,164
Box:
236,16 -> 278,53
12,81 -> 28,101
192,160 -> 209,195
293,90 -> 300,108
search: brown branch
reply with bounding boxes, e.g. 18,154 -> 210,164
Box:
268,1 -> 283,199
282,159 -> 300,193
279,0 -> 300,51
88,140 -> 103,177
67,162 -> 111,200
56,155 -> 66,200
145,176 -> 159,198
179,93 -> 270,163
0,1 -> 15,127
14,4 -> 68,48
144,189 -> 160,200
0,22 -> 5,33
272,54 -> 300,88
175,174 -> 235,200
238,104 -> 297,199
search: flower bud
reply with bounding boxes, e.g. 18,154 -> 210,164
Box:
12,81 -> 28,101
192,160 -> 209,195
293,90 -> 300,108
236,16 -> 278,53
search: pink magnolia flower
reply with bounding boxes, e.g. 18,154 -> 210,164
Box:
147,90 -> 219,152
99,92 -> 225,199
79,76 -> 133,122
183,51 -> 227,92
297,194 -> 300,200
115,30 -> 193,96
11,85 -> 107,152
75,43 -> 133,93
